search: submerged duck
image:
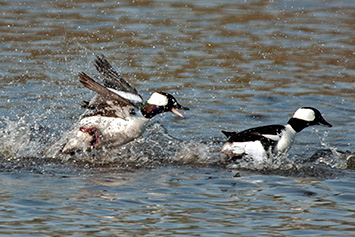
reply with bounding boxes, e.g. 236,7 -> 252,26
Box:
61,55 -> 189,154
221,107 -> 332,162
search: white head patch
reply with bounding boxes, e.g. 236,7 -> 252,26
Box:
147,92 -> 168,106
293,108 -> 315,122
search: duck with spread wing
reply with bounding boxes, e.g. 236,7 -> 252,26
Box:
61,55 -> 189,154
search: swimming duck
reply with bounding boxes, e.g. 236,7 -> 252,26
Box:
61,55 -> 189,154
221,107 -> 332,162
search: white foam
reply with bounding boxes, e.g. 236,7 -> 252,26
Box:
292,108 -> 315,121
147,92 -> 168,106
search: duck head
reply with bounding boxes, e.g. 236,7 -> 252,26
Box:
288,107 -> 332,132
141,92 -> 189,119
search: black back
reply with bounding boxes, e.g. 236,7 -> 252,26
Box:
222,124 -> 285,151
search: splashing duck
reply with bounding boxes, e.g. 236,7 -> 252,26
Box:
221,107 -> 332,163
61,55 -> 189,154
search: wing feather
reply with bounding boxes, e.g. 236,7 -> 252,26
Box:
79,72 -> 136,110
94,55 -> 142,99
222,125 -> 285,142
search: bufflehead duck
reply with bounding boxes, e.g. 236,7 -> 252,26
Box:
221,107 -> 332,163
61,55 -> 189,154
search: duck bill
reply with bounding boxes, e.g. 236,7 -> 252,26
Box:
171,108 -> 185,118
318,117 -> 332,127
171,104 -> 189,118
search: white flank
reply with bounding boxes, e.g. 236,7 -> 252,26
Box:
61,129 -> 94,153
293,108 -> 315,121
147,92 -> 168,106
62,111 -> 149,153
107,88 -> 143,104
221,141 -> 267,163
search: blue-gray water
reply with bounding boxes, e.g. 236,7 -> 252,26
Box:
0,0 -> 354,235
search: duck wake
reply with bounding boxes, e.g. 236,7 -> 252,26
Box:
0,116 -> 224,169
0,116 -> 354,176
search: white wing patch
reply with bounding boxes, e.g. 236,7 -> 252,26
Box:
107,88 -> 143,104
293,108 -> 315,121
147,92 -> 168,106
262,134 -> 281,141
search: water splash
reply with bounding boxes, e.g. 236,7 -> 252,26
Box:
0,115 -> 353,176
310,129 -> 349,169
0,117 -> 31,159
0,117 -> 52,159
226,152 -> 296,171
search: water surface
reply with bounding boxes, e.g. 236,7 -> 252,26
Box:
0,0 -> 354,235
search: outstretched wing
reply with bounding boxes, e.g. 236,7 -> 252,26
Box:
79,72 -> 136,118
94,55 -> 143,104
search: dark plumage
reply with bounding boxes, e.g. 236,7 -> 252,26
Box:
221,107 -> 332,162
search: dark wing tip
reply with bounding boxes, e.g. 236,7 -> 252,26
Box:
92,55 -> 140,96
94,54 -> 112,73
78,72 -> 94,88
221,130 -> 234,137
80,100 -> 90,108
78,72 -> 108,96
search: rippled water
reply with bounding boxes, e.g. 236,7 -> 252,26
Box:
1,0 -> 354,235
